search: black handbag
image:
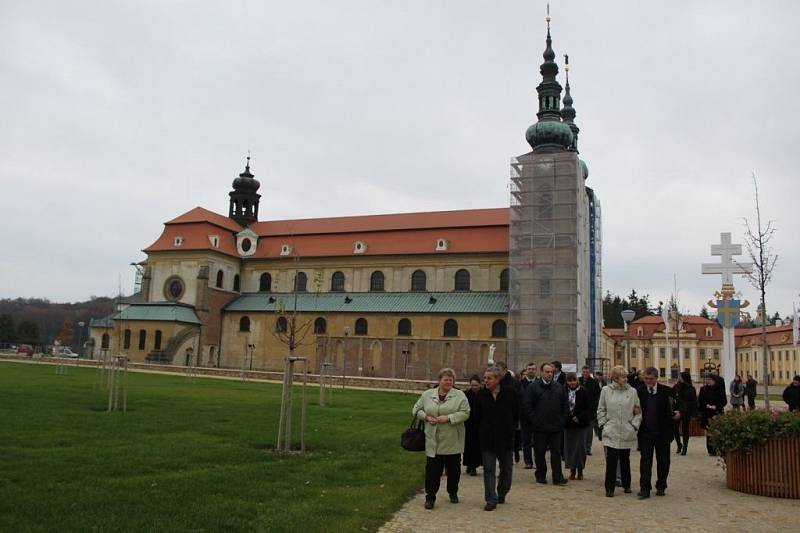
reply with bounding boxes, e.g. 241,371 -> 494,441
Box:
401,416 -> 426,452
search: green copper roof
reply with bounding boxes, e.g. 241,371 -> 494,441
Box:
112,303 -> 201,324
225,292 -> 509,314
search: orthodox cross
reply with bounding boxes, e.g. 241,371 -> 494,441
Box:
701,232 -> 753,286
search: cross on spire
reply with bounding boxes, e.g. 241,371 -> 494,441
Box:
701,232 -> 754,285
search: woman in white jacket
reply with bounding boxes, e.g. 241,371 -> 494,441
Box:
596,365 -> 641,498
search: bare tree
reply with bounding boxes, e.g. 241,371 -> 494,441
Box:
742,172 -> 778,409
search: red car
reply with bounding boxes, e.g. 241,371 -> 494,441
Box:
16,345 -> 34,356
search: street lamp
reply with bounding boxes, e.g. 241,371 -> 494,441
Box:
77,321 -> 85,358
621,309 -> 636,369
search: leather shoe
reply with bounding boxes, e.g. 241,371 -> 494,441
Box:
424,499 -> 434,510
553,478 -> 568,486
484,503 -> 496,511
681,449 -> 687,456
637,490 -> 650,500
656,489 -> 666,496
536,478 -> 547,484
449,493 -> 459,503
623,487 -> 632,494
498,495 -> 505,504
605,490 -> 614,498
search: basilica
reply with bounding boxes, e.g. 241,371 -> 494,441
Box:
89,17 -> 604,380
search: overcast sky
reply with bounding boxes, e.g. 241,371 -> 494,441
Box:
1,0 -> 798,319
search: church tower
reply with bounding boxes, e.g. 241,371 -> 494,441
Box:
508,8 -> 596,371
228,155 -> 261,226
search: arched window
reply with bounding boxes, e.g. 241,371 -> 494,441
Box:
239,316 -> 250,332
398,318 -> 412,336
637,327 -> 643,337
154,330 -> 163,350
259,273 -> 272,292
411,270 -> 427,292
216,270 -> 224,288
454,269 -> 470,291
123,329 -> 131,349
491,319 -> 507,338
500,269 -> 510,291
101,333 -> 110,349
138,330 -> 147,350
443,319 -> 459,337
331,271 -> 345,292
314,317 -> 327,334
370,271 -> 385,292
294,272 -> 307,292
276,316 -> 288,333
355,318 -> 368,336
233,274 -> 240,292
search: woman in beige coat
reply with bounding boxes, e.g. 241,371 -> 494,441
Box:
596,365 -> 641,498
412,368 -> 471,509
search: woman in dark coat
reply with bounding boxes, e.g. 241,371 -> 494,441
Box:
672,371 -> 697,455
563,372 -> 592,480
463,375 -> 483,475
697,374 -> 727,456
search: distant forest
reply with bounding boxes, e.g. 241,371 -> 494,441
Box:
0,297 -> 116,350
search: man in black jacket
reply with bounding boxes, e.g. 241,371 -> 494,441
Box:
496,361 -> 518,392
518,362 -> 538,469
745,374 -> 758,410
522,362 -> 568,485
636,367 -> 679,499
473,366 -> 519,511
579,365 -> 601,455
784,375 -> 800,412
551,360 -> 566,385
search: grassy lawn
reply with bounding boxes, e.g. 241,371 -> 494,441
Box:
0,362 -> 424,532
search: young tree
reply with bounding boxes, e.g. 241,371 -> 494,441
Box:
699,306 -> 710,319
742,172 -> 778,409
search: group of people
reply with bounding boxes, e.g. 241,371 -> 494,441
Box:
412,362 -> 691,510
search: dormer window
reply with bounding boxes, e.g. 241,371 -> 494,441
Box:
173,236 -> 184,247
706,327 -> 712,337
236,228 -> 258,257
435,238 -> 449,251
353,241 -> 367,254
208,235 -> 219,248
280,244 -> 293,256
637,327 -> 643,337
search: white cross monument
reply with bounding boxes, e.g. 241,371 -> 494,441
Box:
701,232 -> 753,390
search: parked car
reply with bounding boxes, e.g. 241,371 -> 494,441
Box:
55,347 -> 78,358
17,345 -> 34,356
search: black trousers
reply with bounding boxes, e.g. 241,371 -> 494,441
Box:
746,393 -> 756,410
425,454 -> 461,500
639,434 -> 670,492
604,446 -> 631,492
672,414 -> 691,450
521,424 -> 534,465
532,431 -> 565,482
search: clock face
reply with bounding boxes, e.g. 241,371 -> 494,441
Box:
241,238 -> 252,252
164,276 -> 185,301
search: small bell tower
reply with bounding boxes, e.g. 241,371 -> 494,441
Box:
228,153 -> 261,226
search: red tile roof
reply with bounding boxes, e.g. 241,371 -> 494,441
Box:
735,323 -> 796,347
144,207 -> 510,258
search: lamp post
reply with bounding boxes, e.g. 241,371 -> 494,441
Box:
77,321 -> 85,359
342,325 -> 350,389
621,309 -> 636,370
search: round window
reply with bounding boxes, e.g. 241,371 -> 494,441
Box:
164,276 -> 185,301
241,238 -> 252,252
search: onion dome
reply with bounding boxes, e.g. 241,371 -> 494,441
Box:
228,154 -> 261,226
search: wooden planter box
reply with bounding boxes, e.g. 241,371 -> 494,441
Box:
725,437 -> 800,499
688,416 -> 705,437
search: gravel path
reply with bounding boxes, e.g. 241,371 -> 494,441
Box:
379,439 -> 796,533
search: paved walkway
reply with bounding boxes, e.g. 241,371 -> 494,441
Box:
379,439 -> 796,533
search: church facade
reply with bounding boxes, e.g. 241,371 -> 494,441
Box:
89,17 -> 604,380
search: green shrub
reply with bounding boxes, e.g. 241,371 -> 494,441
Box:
708,409 -> 800,458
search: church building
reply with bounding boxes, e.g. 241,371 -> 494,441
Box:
89,16 -> 603,380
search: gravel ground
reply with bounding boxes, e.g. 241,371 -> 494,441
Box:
379,438 -> 797,533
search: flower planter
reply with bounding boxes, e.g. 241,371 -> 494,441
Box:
725,437 -> 800,499
688,416 -> 705,436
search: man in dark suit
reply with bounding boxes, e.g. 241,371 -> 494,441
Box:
473,366 -> 519,511
522,363 -> 569,485
551,360 -> 566,385
636,366 -> 679,499
496,361 -> 518,392
518,362 -> 538,469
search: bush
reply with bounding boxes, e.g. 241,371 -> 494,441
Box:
708,409 -> 800,458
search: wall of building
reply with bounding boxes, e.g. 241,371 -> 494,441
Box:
219,311 -> 508,379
